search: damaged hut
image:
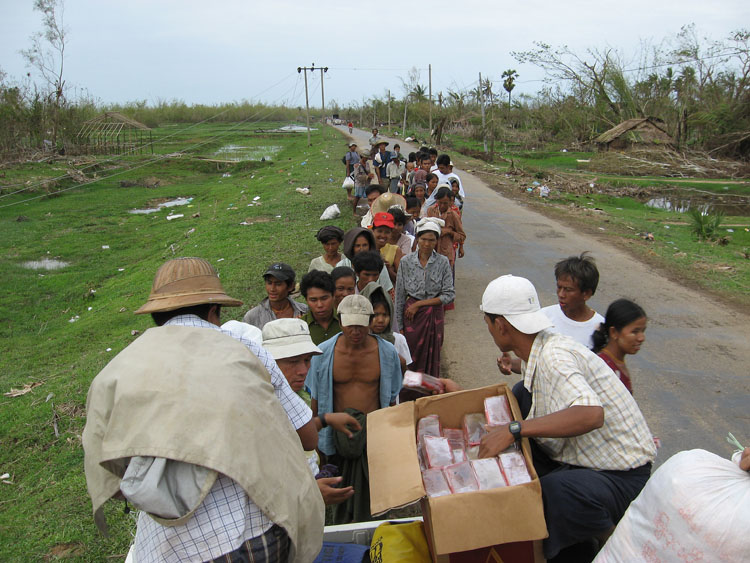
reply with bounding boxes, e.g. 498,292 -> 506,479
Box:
76,112 -> 153,155
595,118 -> 674,151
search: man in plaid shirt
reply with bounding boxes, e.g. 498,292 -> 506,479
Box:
478,275 -> 656,563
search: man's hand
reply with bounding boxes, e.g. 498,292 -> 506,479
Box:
458,246 -> 465,258
497,353 -> 513,375
479,425 -> 514,458
326,412 -> 362,438
405,301 -> 421,321
317,477 -> 354,505
435,378 -> 462,394
740,447 -> 750,472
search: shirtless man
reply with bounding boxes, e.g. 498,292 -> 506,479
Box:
305,294 -> 402,523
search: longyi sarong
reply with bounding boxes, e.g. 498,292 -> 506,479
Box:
403,296 -> 444,378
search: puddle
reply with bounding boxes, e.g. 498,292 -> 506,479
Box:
23,258 -> 69,270
129,197 -> 193,214
645,196 -> 750,216
213,145 -> 283,162
272,125 -> 317,133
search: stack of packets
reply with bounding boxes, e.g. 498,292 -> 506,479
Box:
417,395 -> 532,498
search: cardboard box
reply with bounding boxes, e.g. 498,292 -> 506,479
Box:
368,383 -> 548,560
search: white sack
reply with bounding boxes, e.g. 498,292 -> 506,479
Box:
320,204 -> 340,220
595,449 -> 750,563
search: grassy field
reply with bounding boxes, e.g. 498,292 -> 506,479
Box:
0,122 -> 353,561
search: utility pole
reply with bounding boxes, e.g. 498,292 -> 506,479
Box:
297,64 -> 327,146
319,66 -> 328,123
402,98 -> 408,136
428,64 -> 433,139
387,90 -> 391,132
479,72 -> 487,153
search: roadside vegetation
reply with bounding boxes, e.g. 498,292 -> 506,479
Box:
0,122 -> 351,560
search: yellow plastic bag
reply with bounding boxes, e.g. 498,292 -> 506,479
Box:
369,521 -> 431,563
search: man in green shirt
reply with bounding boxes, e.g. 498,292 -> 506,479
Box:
300,270 -> 341,345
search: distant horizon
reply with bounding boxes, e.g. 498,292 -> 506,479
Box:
1,0 -> 748,108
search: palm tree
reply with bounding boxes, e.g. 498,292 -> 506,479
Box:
502,69 -> 519,108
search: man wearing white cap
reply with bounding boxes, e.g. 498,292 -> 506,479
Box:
305,294 -> 402,524
262,318 -> 363,506
478,274 -> 656,563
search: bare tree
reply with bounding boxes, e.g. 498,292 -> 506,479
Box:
20,0 -> 68,146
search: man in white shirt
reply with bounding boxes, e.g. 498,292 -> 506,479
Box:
541,253 -> 604,349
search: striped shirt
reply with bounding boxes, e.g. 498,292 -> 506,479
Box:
133,315 -> 312,563
522,329 -> 656,471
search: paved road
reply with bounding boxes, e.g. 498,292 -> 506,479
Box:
337,126 -> 750,464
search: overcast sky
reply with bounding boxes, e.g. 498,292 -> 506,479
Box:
1,0 -> 748,110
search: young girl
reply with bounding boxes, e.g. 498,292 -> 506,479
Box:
360,282 -> 411,371
592,299 -> 647,394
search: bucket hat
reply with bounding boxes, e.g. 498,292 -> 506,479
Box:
135,257 -> 242,314
262,318 -> 322,360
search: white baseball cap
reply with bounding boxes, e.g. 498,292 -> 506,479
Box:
262,318 -> 322,360
480,275 -> 553,334
337,294 -> 374,327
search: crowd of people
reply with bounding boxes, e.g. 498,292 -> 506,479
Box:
80,131 -> 748,563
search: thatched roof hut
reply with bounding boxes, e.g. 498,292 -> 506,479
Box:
76,112 -> 153,155
595,118 -> 673,151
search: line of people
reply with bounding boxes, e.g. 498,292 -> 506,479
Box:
80,131 -> 744,563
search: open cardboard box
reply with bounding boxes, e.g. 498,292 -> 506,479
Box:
368,383 -> 548,561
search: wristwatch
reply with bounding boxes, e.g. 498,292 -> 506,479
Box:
509,421 -> 522,442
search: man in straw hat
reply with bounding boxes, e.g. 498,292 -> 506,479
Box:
478,274 -> 656,562
305,294 -> 402,524
83,257 -> 323,563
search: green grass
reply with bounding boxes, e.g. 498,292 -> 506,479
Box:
0,122 -> 354,561
542,191 -> 750,296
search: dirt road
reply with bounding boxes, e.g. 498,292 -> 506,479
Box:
339,126 -> 750,464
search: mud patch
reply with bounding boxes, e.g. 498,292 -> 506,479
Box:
46,543 -> 84,559
526,223 -> 565,239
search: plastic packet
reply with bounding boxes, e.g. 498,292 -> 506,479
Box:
403,370 -> 445,394
443,462 -> 479,494
417,443 -> 427,471
423,436 -> 454,468
463,413 -> 487,446
499,451 -> 532,485
471,458 -> 508,490
484,395 -> 512,427
452,447 -> 467,463
466,445 -> 480,460
422,468 -> 452,498
443,428 -> 465,445
417,415 -> 442,442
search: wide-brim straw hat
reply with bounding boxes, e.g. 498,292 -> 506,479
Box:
135,257 -> 243,314
371,192 -> 407,215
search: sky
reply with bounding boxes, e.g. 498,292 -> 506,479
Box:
1,0 -> 748,110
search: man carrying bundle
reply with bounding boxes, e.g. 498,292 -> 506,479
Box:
83,257 -> 323,563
